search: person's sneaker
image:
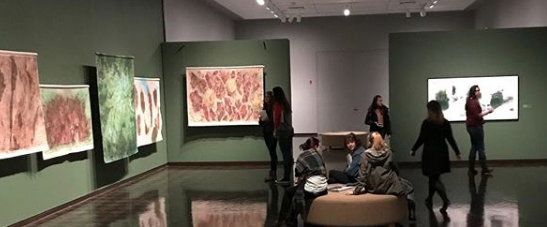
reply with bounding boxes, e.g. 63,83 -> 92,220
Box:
481,168 -> 494,175
468,169 -> 478,176
275,178 -> 291,186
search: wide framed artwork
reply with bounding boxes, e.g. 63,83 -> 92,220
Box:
0,50 -> 49,159
96,53 -> 138,163
186,66 -> 264,127
427,75 -> 519,121
134,77 -> 163,147
40,85 -> 94,160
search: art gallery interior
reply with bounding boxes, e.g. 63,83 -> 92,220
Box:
1,0 -> 547,226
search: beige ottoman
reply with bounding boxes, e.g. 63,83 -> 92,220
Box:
320,131 -> 369,149
306,190 -> 407,227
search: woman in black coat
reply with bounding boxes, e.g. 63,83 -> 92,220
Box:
411,100 -> 461,213
365,95 -> 391,138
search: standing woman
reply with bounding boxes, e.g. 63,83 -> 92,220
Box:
272,86 -> 294,185
365,95 -> 392,138
465,85 -> 494,176
411,100 -> 461,213
260,91 -> 278,182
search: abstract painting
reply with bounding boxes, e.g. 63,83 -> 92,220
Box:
96,53 -> 137,163
0,50 -> 49,159
40,85 -> 94,160
428,75 -> 518,121
134,77 -> 163,147
186,66 -> 264,127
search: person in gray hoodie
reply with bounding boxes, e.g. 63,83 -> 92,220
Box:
352,132 -> 415,220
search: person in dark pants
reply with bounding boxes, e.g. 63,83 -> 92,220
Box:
411,100 -> 461,213
260,91 -> 278,182
273,86 -> 294,186
327,133 -> 364,184
365,95 -> 392,139
465,85 -> 494,176
276,137 -> 328,227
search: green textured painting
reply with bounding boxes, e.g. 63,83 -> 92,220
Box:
96,53 -> 137,163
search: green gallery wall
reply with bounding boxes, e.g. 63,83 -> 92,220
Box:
0,0 -> 166,226
162,40 -> 291,163
389,27 -> 547,162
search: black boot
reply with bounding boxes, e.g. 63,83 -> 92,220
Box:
265,170 -> 276,182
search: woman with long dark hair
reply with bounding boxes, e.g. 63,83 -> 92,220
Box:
260,91 -> 278,182
272,86 -> 294,185
365,95 -> 391,138
411,100 -> 461,213
465,85 -> 494,176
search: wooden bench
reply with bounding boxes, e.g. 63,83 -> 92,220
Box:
306,190 -> 407,227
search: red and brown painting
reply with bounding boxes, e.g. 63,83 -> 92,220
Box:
40,85 -> 94,160
134,77 -> 163,147
186,66 -> 264,127
0,50 -> 49,159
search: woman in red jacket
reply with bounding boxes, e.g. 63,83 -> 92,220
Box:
272,86 -> 294,186
465,85 -> 494,176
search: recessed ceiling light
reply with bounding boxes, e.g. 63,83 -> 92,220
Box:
256,0 -> 265,6
343,8 -> 350,16
429,5 -> 434,9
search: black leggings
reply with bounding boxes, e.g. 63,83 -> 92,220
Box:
428,174 -> 448,202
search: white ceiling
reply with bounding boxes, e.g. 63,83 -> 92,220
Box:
213,0 -> 478,20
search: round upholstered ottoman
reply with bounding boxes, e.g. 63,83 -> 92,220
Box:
306,191 -> 407,227
320,131 -> 369,149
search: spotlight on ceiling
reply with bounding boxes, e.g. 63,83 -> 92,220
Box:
420,9 -> 426,17
256,0 -> 265,6
343,8 -> 350,16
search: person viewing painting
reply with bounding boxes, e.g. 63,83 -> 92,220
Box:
365,95 -> 392,139
259,91 -> 278,182
272,86 -> 294,186
465,85 -> 494,176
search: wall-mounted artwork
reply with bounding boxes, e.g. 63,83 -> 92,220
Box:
186,66 -> 264,127
134,77 -> 163,147
0,50 -> 49,159
428,75 -> 518,121
96,53 -> 137,163
40,85 -> 94,160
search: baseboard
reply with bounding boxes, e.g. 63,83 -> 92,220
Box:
9,164 -> 168,227
398,159 -> 547,169
167,161 -> 284,169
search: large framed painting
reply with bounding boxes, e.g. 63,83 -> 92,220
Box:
428,75 -> 519,121
0,50 -> 49,159
186,66 -> 264,127
96,53 -> 138,163
134,77 -> 163,147
40,85 -> 94,160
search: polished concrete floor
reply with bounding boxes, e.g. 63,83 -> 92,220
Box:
23,165 -> 547,227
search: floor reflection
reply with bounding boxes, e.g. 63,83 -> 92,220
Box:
23,166 -> 544,227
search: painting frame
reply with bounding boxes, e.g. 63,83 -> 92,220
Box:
185,65 -> 265,127
427,75 -> 519,122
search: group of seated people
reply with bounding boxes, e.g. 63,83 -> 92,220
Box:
275,132 -> 415,227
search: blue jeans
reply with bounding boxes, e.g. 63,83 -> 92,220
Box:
467,125 -> 488,170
